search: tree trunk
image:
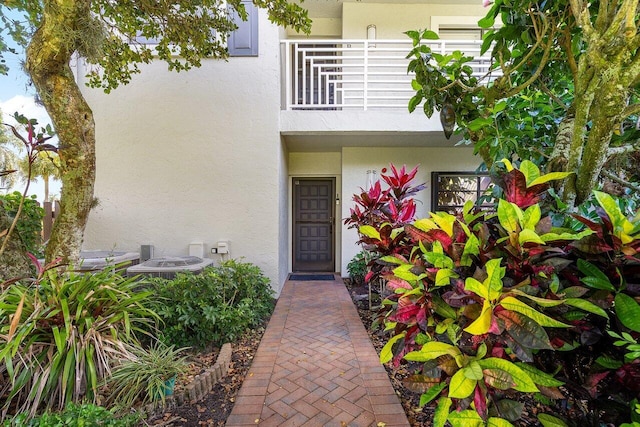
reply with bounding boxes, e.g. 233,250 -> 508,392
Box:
43,173 -> 49,202
25,0 -> 95,265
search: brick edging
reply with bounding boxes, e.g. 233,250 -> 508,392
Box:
143,343 -> 233,415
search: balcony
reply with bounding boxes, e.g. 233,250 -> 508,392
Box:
281,39 -> 496,111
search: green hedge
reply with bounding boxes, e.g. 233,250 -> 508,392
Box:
147,259 -> 274,348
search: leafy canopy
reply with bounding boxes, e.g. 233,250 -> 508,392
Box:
0,0 -> 311,92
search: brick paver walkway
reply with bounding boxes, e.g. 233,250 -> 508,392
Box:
225,275 -> 410,427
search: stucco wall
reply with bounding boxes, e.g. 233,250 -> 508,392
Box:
342,2 -> 487,39
340,146 -> 481,276
80,10 -> 286,289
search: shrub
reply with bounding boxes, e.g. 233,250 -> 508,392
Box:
0,192 -> 44,257
350,160 -> 640,425
346,251 -> 367,285
3,402 -> 140,427
105,341 -> 189,410
147,259 -> 274,348
0,265 -> 158,419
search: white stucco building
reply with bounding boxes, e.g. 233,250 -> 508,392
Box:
80,0 -> 489,294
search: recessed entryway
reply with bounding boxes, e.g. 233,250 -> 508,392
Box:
292,177 -> 336,272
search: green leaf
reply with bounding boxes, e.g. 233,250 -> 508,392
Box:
478,14 -> 496,29
522,204 -> 541,230
519,160 -> 540,186
514,363 -> 563,387
434,397 -> 452,427
379,255 -> 405,265
448,409 -> 484,427
519,228 -> 545,245
492,101 -> 508,114
420,382 -> 447,406
465,277 -> 488,300
541,229 -> 594,242
461,234 -> 480,267
615,293 -> 640,333
577,259 -> 611,283
594,190 -> 626,229
564,298 -> 608,318
380,332 -> 405,364
405,341 -> 461,363
500,297 -> 569,328
580,276 -> 616,292
359,225 -> 381,240
421,29 -> 440,40
413,218 -> 439,231
484,258 -> 505,301
448,369 -> 477,399
478,358 -> 539,392
393,264 -> 419,283
498,199 -> 521,235
468,117 -> 493,132
464,300 -> 493,335
436,269 -> 459,286
595,355 -> 623,369
538,413 -> 568,427
528,172 -> 573,187
488,418 -> 515,427
409,94 -> 423,113
464,361 -> 484,380
509,290 -> 564,308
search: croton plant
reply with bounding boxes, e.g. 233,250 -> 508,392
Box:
347,161 -> 640,427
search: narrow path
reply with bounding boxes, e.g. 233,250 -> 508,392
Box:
225,276 -> 410,427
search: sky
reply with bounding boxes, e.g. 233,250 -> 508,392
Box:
0,15 -> 61,203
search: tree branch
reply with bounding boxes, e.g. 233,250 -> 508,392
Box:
539,81 -> 569,110
622,102 -> 640,119
505,28 -> 555,97
607,144 -> 640,156
560,25 -> 579,81
601,169 -> 640,192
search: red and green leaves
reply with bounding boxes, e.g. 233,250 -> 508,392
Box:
497,159 -> 572,208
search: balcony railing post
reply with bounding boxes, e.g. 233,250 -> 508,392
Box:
284,40 -> 292,110
363,41 -> 368,111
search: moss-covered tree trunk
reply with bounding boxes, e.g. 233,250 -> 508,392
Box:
553,0 -> 640,207
25,0 -> 95,265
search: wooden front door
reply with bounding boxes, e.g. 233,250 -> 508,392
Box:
293,178 -> 335,272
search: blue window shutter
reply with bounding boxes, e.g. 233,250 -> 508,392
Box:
228,0 -> 258,56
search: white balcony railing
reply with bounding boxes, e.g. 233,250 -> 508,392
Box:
282,39 -> 497,111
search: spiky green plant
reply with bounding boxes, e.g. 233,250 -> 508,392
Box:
0,265 -> 158,419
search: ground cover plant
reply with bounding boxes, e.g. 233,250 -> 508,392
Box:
2,403 -> 141,427
347,162 -> 640,426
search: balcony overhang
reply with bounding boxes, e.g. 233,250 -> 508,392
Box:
281,110 -> 460,152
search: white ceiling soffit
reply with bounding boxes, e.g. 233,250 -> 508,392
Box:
294,0 -> 480,19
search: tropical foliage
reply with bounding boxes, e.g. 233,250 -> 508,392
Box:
407,1 -> 640,209
0,265 -> 157,418
352,162 -> 640,425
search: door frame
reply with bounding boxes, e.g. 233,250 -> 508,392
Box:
291,177 -> 337,272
